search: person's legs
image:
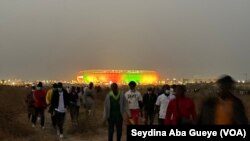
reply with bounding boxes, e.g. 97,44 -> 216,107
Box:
149,113 -> 155,125
144,112 -> 148,125
116,119 -> 123,141
76,106 -> 80,125
69,106 -> 74,124
108,119 -> 115,141
32,108 -> 38,126
51,113 -> 56,129
58,112 -> 65,134
131,109 -> 140,125
39,108 -> 45,127
158,119 -> 165,125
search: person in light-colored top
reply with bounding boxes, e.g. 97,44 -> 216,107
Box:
155,84 -> 175,125
51,82 -> 69,139
124,81 -> 143,125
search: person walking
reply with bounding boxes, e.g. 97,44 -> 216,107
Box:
143,87 -> 157,125
46,83 -> 58,129
68,86 -> 79,127
124,81 -> 143,125
155,84 -> 175,125
197,75 -> 248,125
165,85 -> 197,125
51,82 -> 69,138
103,83 -> 128,141
32,82 -> 47,129
25,84 -> 36,122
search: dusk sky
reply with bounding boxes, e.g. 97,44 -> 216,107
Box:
0,0 -> 250,81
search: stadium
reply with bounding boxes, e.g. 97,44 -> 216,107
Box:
77,70 -> 160,85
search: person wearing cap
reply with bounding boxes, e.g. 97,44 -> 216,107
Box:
25,84 -> 36,122
46,83 -> 58,129
124,81 -> 143,125
165,85 -> 196,125
197,75 -> 248,125
143,87 -> 157,125
51,82 -> 69,138
32,82 -> 47,128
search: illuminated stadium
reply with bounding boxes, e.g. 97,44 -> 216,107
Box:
77,70 -> 160,85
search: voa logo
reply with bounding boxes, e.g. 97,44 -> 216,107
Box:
221,129 -> 244,137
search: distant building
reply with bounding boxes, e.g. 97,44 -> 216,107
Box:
76,69 -> 160,85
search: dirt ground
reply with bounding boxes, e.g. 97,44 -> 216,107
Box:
1,84 -> 250,141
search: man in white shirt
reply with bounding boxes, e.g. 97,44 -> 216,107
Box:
155,84 -> 175,125
124,81 -> 143,125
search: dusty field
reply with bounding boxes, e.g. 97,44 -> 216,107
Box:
0,84 -> 250,141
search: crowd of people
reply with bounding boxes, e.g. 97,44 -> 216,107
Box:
25,82 -> 95,139
25,74 -> 249,141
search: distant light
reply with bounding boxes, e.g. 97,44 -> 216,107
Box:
12,82 -> 15,85
242,80 -> 245,83
238,80 -> 241,83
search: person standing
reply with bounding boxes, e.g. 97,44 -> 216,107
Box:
84,82 -> 96,117
68,86 -> 79,127
46,83 -> 58,129
103,83 -> 128,141
197,75 -> 248,125
124,81 -> 143,125
25,84 -> 36,122
51,82 -> 69,138
143,87 -> 157,125
165,85 -> 196,125
155,84 -> 175,125
32,82 -> 47,128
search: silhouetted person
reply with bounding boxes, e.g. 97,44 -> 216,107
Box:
143,87 -> 157,125
25,84 -> 36,122
197,75 -> 248,125
103,83 -> 128,141
68,86 -> 79,127
165,85 -> 196,125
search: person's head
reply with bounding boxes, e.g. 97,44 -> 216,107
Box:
36,82 -> 43,90
147,87 -> 153,94
57,82 -> 63,92
217,75 -> 236,97
175,85 -> 186,98
52,83 -> 58,90
71,86 -> 76,93
77,87 -> 81,92
162,84 -> 170,94
171,84 -> 177,92
89,82 -> 94,89
111,83 -> 118,94
128,81 -> 137,90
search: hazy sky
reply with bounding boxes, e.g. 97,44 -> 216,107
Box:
1,0 -> 250,81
